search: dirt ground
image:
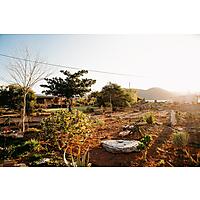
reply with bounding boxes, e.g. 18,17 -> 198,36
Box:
1,103 -> 200,167
87,104 -> 200,167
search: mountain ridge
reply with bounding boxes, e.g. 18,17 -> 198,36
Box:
134,87 -> 177,100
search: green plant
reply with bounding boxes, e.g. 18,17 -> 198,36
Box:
41,70 -> 96,112
172,131 -> 200,166
26,153 -> 43,165
95,83 -> 136,109
0,84 -> 36,115
84,106 -> 95,113
137,142 -> 145,150
137,135 -> 152,152
92,117 -> 105,126
156,159 -> 165,167
140,135 -> 152,145
24,139 -> 42,151
11,139 -> 42,158
143,113 -> 156,124
172,131 -> 189,148
41,110 -> 93,150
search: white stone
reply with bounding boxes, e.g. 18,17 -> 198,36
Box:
119,130 -> 131,136
101,140 -> 141,153
169,110 -> 177,126
37,158 -> 50,165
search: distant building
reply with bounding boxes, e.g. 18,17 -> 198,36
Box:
36,95 -> 66,108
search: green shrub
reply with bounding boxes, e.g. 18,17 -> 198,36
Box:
41,110 -> 93,150
137,142 -> 145,150
41,110 -> 92,137
137,135 -> 152,151
143,113 -> 156,124
140,135 -> 152,145
172,131 -> 189,148
11,139 -> 41,158
24,139 -> 41,151
26,153 -> 43,165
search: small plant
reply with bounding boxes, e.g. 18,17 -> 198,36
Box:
11,139 -> 42,158
172,131 -> 189,148
137,135 -> 152,151
26,153 -> 43,165
92,117 -> 105,126
143,113 -> 156,124
175,111 -> 182,123
24,139 -> 42,151
84,106 -> 95,113
137,142 -> 145,150
156,159 -> 165,167
64,147 -> 91,167
140,135 -> 152,146
172,131 -> 200,166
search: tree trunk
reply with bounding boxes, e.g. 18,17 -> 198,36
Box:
68,98 -> 72,112
22,92 -> 27,133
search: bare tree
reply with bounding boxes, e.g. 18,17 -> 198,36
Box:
8,48 -> 50,133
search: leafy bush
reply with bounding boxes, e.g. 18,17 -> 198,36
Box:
41,110 -> 93,150
172,131 -> 189,148
41,110 -> 92,137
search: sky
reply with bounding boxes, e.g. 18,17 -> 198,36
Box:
0,34 -> 200,94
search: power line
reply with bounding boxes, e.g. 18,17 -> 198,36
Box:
0,53 -> 146,78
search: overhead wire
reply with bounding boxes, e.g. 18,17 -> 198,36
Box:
0,53 -> 147,78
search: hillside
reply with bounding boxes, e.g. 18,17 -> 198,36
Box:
135,87 -> 176,100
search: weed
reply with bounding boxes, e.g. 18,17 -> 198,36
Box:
141,113 -> 156,124
172,131 -> 189,148
156,159 -> 165,167
137,142 -> 145,150
92,117 -> 105,126
140,135 -> 152,146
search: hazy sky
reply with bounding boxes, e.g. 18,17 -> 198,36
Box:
0,34 -> 199,94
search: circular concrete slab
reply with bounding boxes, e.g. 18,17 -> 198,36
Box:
101,140 -> 140,153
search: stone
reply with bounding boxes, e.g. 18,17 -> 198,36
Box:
101,140 -> 141,153
119,130 -> 131,136
169,110 -> 177,126
14,163 -> 27,167
37,158 -> 50,165
176,127 -> 184,131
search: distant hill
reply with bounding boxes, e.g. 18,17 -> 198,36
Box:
135,87 -> 176,100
